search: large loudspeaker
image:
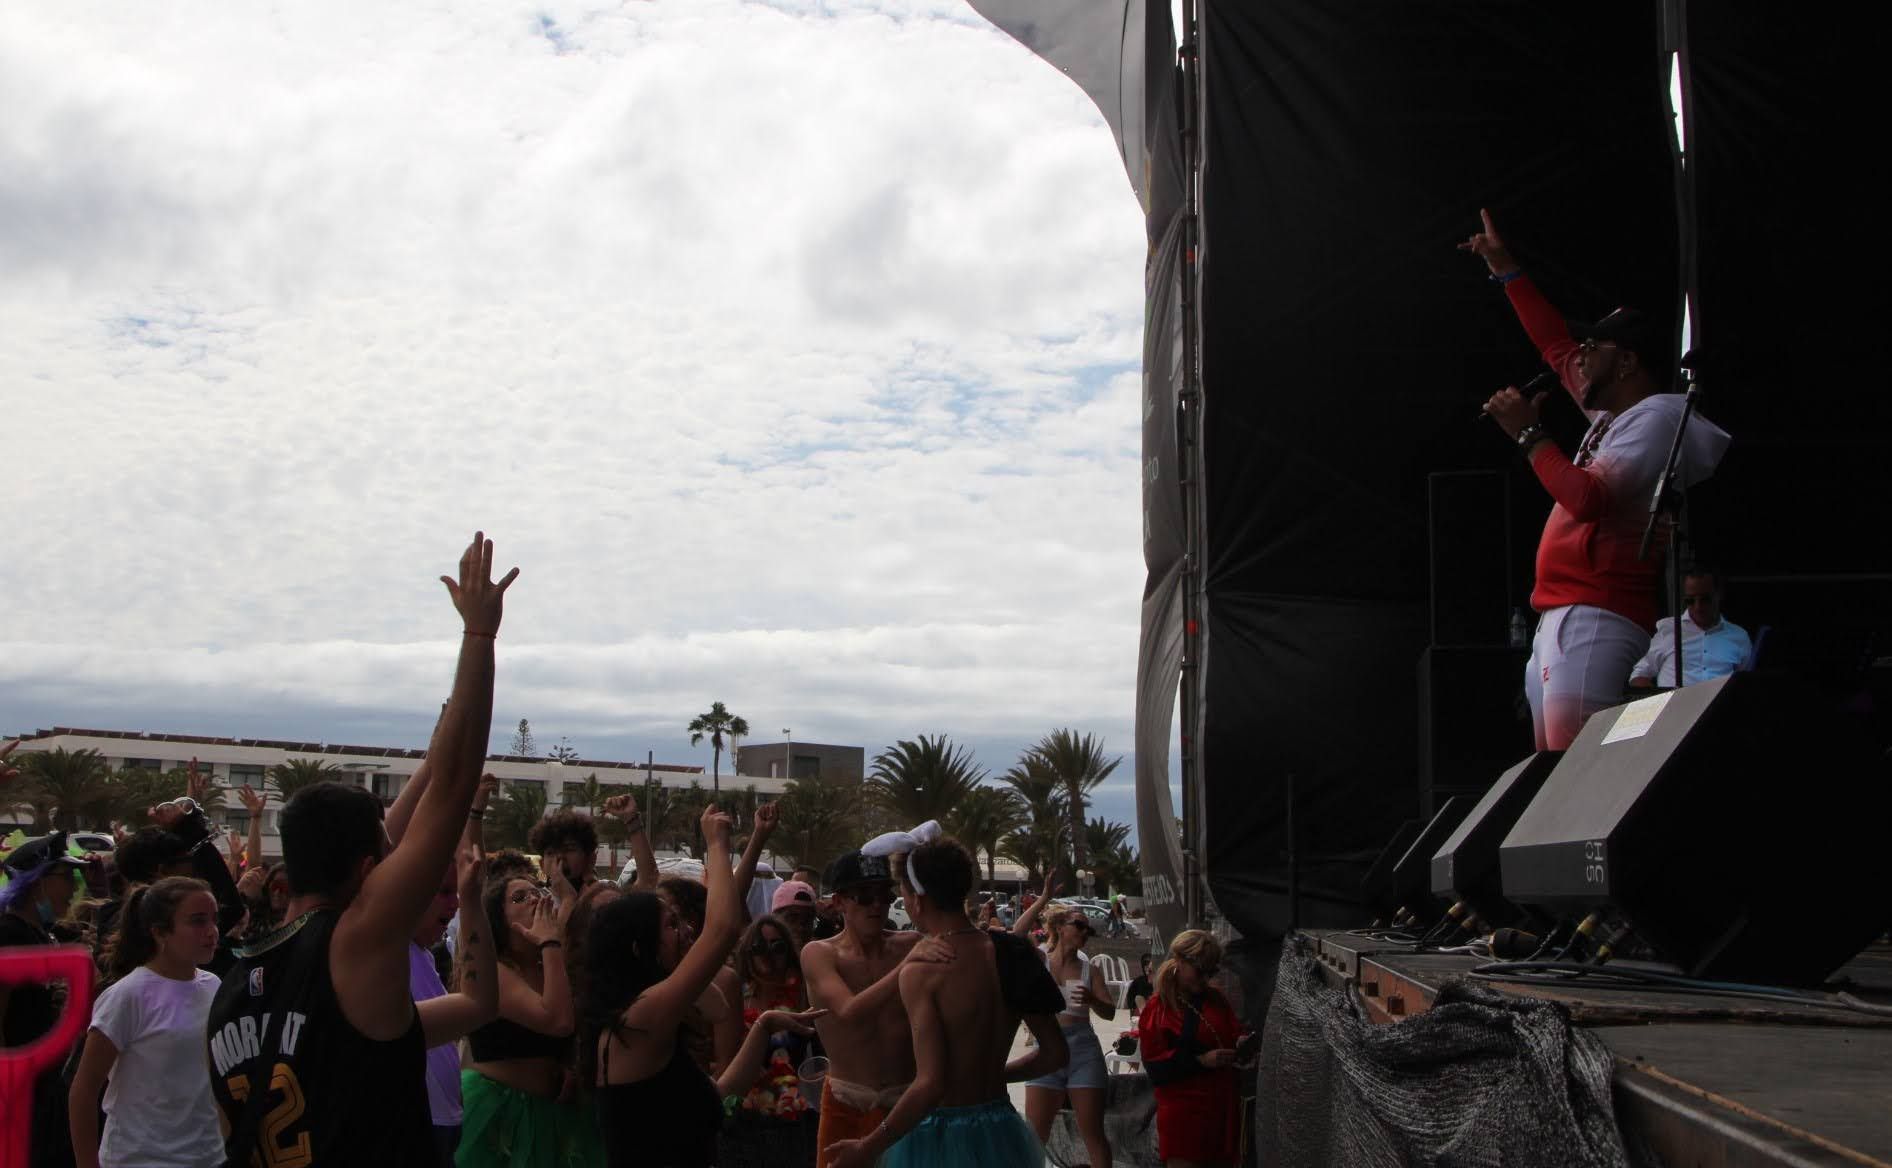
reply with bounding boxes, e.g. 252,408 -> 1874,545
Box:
1430,752 -> 1561,928
1361,819 -> 1423,920
1500,673 -> 1891,986
1388,796 -> 1471,921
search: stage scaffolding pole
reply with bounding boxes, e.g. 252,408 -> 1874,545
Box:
1177,0 -> 1206,930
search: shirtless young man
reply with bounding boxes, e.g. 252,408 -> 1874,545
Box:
826,837 -> 1069,1168
801,850 -> 951,1165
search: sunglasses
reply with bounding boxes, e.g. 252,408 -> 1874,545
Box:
508,886 -> 549,905
1182,955 -> 1219,976
841,886 -> 892,906
748,937 -> 792,957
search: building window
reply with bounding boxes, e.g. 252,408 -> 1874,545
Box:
229,764 -> 265,788
123,758 -> 165,772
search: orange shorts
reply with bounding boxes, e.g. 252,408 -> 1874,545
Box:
815,1076 -> 896,1167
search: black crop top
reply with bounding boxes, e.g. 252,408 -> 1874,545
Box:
597,1033 -> 723,1168
468,1015 -> 571,1063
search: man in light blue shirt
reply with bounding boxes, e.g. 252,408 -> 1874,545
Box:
1629,570 -> 1753,688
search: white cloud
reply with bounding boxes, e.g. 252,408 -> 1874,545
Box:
0,1 -> 1156,839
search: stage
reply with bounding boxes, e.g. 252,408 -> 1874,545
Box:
1280,930 -> 1892,1167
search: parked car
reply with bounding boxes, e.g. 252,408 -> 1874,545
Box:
888,896 -> 912,930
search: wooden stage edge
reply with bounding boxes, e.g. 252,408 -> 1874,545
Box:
1299,929 -> 1892,1168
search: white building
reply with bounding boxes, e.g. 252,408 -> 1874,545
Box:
3,726 -> 790,860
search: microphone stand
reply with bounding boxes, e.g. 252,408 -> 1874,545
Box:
1638,358 -> 1703,684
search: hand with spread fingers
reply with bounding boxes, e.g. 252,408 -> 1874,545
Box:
237,785 -> 267,816
0,739 -> 20,787
440,530 -> 520,638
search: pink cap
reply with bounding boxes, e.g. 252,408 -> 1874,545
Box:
771,880 -> 817,911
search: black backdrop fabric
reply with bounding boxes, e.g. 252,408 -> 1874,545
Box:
1195,2 -> 1679,944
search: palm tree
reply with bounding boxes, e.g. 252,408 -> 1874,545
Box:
687,702 -> 749,795
999,757 -> 1069,885
780,774 -> 868,875
867,735 -> 984,826
1025,730 -> 1120,884
106,766 -> 188,827
267,758 -> 341,802
21,748 -> 114,832
487,781 -> 549,852
949,785 -> 1027,891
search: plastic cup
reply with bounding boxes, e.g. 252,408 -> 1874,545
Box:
1064,979 -> 1085,1011
798,1055 -> 830,1109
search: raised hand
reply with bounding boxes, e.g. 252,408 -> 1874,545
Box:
1041,872 -> 1060,899
0,740 -> 19,786
1457,207 -> 1519,275
700,804 -> 734,849
544,860 -> 580,926
187,757 -> 209,803
751,800 -> 780,842
472,773 -> 499,813
440,530 -> 520,638
602,793 -> 642,828
237,785 -> 267,815
455,843 -> 487,908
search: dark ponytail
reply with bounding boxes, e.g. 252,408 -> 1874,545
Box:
104,877 -> 212,982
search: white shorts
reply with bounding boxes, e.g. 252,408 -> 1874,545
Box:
1525,605 -> 1648,750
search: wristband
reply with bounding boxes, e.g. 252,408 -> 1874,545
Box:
464,629 -> 497,639
538,939 -> 563,951
1514,423 -> 1546,451
1489,268 -> 1525,285
467,809 -> 486,820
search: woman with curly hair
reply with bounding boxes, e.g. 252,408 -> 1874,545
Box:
1139,930 -> 1246,1167
581,804 -> 823,1168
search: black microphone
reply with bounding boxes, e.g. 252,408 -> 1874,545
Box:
1477,370 -> 1558,422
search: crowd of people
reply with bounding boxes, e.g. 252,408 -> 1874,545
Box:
0,533 -> 1251,1168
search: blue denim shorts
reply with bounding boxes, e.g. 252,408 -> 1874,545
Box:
1026,1020 -> 1107,1092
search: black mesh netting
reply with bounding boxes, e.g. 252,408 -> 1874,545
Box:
1256,947 -> 1645,1168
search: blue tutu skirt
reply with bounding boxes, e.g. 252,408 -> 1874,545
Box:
882,1100 -> 1041,1168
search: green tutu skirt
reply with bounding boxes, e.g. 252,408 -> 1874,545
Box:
457,1070 -> 604,1168
882,1100 -> 1041,1168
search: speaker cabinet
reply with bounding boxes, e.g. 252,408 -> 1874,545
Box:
1499,673 -> 1890,985
1430,752 -> 1561,928
1389,796 -> 1472,923
1361,819 -> 1423,920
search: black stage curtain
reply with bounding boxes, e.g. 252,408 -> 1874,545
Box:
1196,2 -> 1678,945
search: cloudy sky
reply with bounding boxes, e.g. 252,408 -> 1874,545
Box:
0,1 -> 1162,840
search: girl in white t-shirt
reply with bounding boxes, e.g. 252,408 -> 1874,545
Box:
67,876 -> 226,1168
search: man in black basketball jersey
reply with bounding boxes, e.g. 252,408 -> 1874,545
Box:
207,532 -> 518,1166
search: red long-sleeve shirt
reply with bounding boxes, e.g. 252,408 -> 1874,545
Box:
1504,277 -> 1707,631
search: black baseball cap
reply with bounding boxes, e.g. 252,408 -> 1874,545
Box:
1569,307 -> 1670,375
824,849 -> 893,893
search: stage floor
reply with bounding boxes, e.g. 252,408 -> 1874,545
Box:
1302,930 -> 1892,1167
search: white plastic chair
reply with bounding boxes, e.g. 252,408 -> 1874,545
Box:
1104,1033 -> 1141,1075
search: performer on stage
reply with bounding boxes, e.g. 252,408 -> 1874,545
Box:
1462,210 -> 1731,748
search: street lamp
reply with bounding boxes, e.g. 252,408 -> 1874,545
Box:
782,728 -> 792,781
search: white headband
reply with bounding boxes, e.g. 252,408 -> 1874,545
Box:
861,820 -> 942,896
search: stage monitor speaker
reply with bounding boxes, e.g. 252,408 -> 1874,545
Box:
1361,819 -> 1424,920
1417,646 -> 1533,814
1499,672 -> 1891,986
1430,751 -> 1562,928
1388,796 -> 1471,923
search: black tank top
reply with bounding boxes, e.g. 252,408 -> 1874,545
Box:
596,1031 -> 723,1168
208,909 -> 433,1166
468,1014 -> 571,1062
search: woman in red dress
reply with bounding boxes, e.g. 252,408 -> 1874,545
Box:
1138,930 -> 1244,1167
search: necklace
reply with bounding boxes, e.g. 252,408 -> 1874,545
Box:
929,926 -> 982,940
1185,994 -> 1227,1048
